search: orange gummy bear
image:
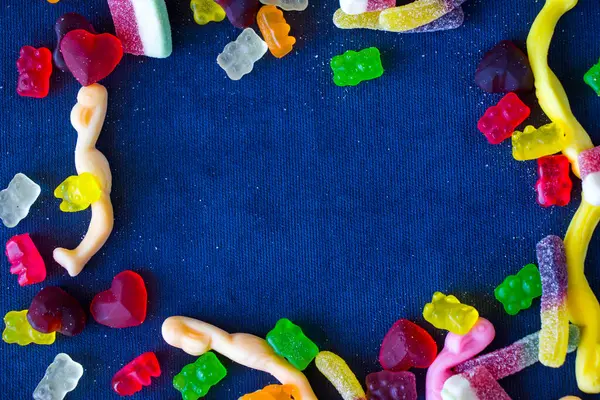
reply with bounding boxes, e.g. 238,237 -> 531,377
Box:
257,5 -> 296,58
240,384 -> 298,400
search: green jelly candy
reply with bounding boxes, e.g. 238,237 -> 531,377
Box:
330,47 -> 384,87
173,352 -> 227,400
584,59 -> 600,96
494,263 -> 542,316
266,318 -> 319,370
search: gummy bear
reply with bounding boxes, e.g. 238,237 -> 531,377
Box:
33,353 -> 84,400
54,172 -> 102,212
28,287 -> 87,336
366,370 -> 417,400
16,46 -> 52,98
191,0 -> 226,25
6,233 -> 46,286
477,92 -> 530,144
112,352 -> 161,396
315,351 -> 367,400
217,28 -> 268,81
494,263 -> 542,315
260,0 -> 308,11
0,173 -> 41,228
339,0 -> 394,15
173,352 -> 227,400
535,155 -> 572,207
266,318 -> 319,371
511,123 -> 565,161
441,366 -> 511,400
240,384 -> 298,400
378,319 -> 437,371
584,59 -> 600,96
330,47 -> 384,87
474,40 -> 534,93
257,6 -> 296,58
579,146 -> 600,206
423,292 -> 479,335
215,0 -> 260,28
54,13 -> 96,71
3,310 -> 55,346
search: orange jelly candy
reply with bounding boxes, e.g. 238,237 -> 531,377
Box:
240,384 -> 298,400
257,5 -> 295,58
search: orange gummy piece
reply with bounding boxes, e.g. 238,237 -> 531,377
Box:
257,5 -> 296,58
240,384 -> 298,400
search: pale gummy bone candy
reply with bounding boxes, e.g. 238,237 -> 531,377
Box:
260,0 -> 308,11
315,351 -> 366,400
579,146 -> 600,206
161,316 -> 318,400
379,0 -> 467,32
33,353 -> 84,400
0,173 -> 40,228
339,0 -> 394,15
53,84 -> 114,277
217,28 -> 268,81
441,366 -> 511,400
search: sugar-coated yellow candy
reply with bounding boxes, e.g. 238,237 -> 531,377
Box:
423,292 -> 479,335
315,351 -> 366,400
54,172 -> 102,212
512,123 -> 565,161
3,310 -> 56,346
379,0 -> 453,32
333,8 -> 382,30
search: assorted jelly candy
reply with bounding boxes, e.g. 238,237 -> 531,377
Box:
475,40 -> 534,93
266,318 -> 319,371
441,366 -> 511,400
6,233 -> 46,286
33,353 -> 84,400
423,291 -> 479,335
60,29 -> 124,86
315,351 -> 366,400
512,123 -> 565,161
260,0 -> 308,11
173,352 -> 227,400
16,46 -> 52,98
378,319 -> 437,371
330,47 -> 384,87
0,173 -> 41,228
217,28 -> 268,81
90,270 -> 147,328
54,172 -> 102,212
191,0 -> 226,25
494,263 -> 542,315
579,145 -> 600,206
3,310 -> 55,346
536,155 -> 572,207
378,0 -> 466,32
240,384 -> 299,400
477,92 -> 530,144
455,324 -> 580,380
584,59 -> 600,96
112,352 -> 161,396
215,0 -> 260,28
257,5 -> 296,59
107,0 -> 173,58
54,13 -> 96,71
339,0 -> 394,15
366,370 -> 417,400
28,286 -> 87,336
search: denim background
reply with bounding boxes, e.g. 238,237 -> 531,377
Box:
1,0 -> 599,398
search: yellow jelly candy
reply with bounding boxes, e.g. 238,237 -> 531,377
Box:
3,310 -> 55,346
333,8 -> 382,30
379,0 -> 452,32
191,0 -> 226,25
423,292 -> 479,335
54,172 -> 102,212
315,351 -> 366,400
512,123 -> 565,161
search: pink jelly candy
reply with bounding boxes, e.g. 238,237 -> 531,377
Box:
477,92 -> 530,144
366,370 -> 417,400
379,319 -> 437,371
112,352 -> 161,396
6,233 -> 46,286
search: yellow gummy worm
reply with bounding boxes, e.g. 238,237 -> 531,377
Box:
379,0 -> 451,32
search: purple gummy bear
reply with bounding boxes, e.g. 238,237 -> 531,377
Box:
474,40 -> 533,93
214,0 -> 260,28
366,370 -> 418,400
54,13 -> 96,71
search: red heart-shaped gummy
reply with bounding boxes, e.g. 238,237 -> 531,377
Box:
379,319 -> 437,371
60,29 -> 123,86
91,270 -> 147,328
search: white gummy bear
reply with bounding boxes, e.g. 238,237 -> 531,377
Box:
33,353 -> 84,400
440,375 -> 478,400
217,28 -> 268,81
582,172 -> 600,206
0,173 -> 41,228
259,0 -> 308,11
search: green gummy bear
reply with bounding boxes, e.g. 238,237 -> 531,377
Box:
494,263 -> 542,316
330,47 -> 384,87
173,352 -> 227,400
584,59 -> 600,96
266,318 -> 319,370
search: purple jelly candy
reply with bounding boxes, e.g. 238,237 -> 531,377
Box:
54,13 -> 96,71
474,40 -> 534,93
366,370 -> 417,400
27,287 -> 87,336
214,0 -> 259,28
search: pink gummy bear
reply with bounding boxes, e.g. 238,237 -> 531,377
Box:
425,317 -> 495,400
6,234 -> 46,286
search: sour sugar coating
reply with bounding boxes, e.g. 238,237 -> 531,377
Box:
579,146 -> 600,206
173,352 -> 226,400
107,0 -> 172,58
0,173 -> 41,228
28,287 -> 87,337
423,291 -> 479,335
406,6 -> 464,32
494,263 -> 542,316
33,353 -> 84,400
259,0 -> 308,11
378,319 -> 437,371
266,318 -> 319,371
315,351 -> 367,400
366,370 -> 417,400
441,366 -> 511,400
584,59 -> 600,96
330,47 -> 384,87
3,310 -> 55,346
536,155 -> 572,207
239,384 -> 299,400
54,13 -> 96,71
112,352 -> 161,396
6,233 -> 46,286
16,46 -> 52,98
536,235 -> 569,368
215,0 -> 260,28
54,173 -> 102,212
191,0 -> 226,25
339,0 -> 394,15
454,324 -> 580,379
477,92 -> 530,145
217,28 -> 268,81
378,0 -> 466,32
474,41 -> 534,93
512,123 -> 565,161
257,5 -> 296,59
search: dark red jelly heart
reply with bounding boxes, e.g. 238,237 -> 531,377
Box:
54,13 -> 96,71
60,29 -> 123,86
379,319 -> 437,371
27,287 -> 86,336
90,270 -> 147,328
474,40 -> 534,93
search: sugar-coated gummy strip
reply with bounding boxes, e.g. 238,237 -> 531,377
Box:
441,366 -> 511,400
315,351 -> 366,400
378,0 -> 465,32
161,316 -> 317,400
579,146 -> 600,206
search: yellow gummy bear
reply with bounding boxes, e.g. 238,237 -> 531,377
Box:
54,172 -> 102,212
423,292 -> 479,335
512,123 -> 565,161
315,351 -> 366,400
3,310 -> 55,346
190,0 -> 226,25
379,0 -> 453,32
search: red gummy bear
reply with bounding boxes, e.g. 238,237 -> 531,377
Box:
60,29 -> 123,86
477,92 -> 530,144
112,352 -> 161,396
536,155 -> 572,207
379,319 -> 437,371
6,233 -> 46,286
16,46 -> 52,98
91,270 -> 147,328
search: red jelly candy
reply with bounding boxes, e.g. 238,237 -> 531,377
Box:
91,270 -> 147,328
112,352 -> 161,396
366,370 -> 417,400
54,13 -> 96,71
536,155 -> 572,207
16,46 -> 53,98
27,287 -> 87,336
60,29 -> 123,86
474,41 -> 534,93
6,233 -> 46,286
379,319 -> 437,371
477,92 -> 530,144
